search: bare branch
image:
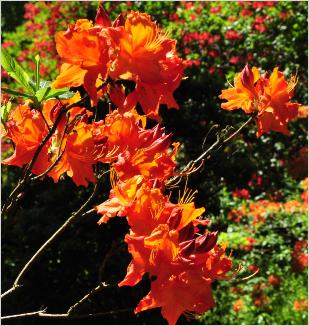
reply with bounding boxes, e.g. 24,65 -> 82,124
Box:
67,282 -> 116,316
1,308 -> 133,320
168,115 -> 255,186
2,81 -> 108,217
1,309 -> 48,320
1,171 -> 109,299
31,113 -> 70,182
1,285 -> 22,299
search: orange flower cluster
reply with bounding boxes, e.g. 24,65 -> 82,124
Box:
233,299 -> 244,313
95,109 -> 233,324
293,298 -> 308,311
3,96 -> 109,186
219,65 -> 301,137
4,4 -> 306,324
3,90 -> 233,324
228,184 -> 308,226
52,7 -> 184,120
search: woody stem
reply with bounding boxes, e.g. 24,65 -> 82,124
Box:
193,115 -> 255,164
1,171 -> 108,299
2,80 -> 110,216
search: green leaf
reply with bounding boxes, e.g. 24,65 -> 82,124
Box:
35,87 -> 50,102
45,88 -> 73,99
1,101 -> 13,126
57,91 -> 75,100
35,87 -> 75,103
1,48 -> 36,94
1,87 -> 33,99
35,54 -> 40,91
39,80 -> 52,88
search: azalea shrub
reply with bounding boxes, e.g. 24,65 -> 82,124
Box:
200,177 -> 308,325
1,1 -> 308,325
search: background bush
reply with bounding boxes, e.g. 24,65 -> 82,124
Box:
1,1 -> 308,324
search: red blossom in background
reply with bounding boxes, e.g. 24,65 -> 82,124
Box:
225,30 -> 243,41
232,188 -> 250,199
291,240 -> 308,272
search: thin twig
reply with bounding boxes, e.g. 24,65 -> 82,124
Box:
222,115 -> 254,145
38,110 -> 51,132
1,171 -> 109,299
1,82 -> 108,217
1,308 -> 133,320
166,115 -> 255,186
31,113 -> 70,182
67,282 -> 115,315
25,110 -> 65,178
1,285 -> 22,299
1,110 -> 65,216
1,309 -> 48,320
194,115 -> 254,164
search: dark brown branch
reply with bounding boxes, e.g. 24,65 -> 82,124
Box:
193,115 -> 254,164
1,110 -> 65,216
67,282 -> 115,316
1,285 -> 22,299
1,171 -> 109,299
2,82 -> 108,217
31,113 -> 70,182
1,308 -> 133,320
38,110 -> 51,132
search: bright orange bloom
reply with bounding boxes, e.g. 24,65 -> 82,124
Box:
293,299 -> 308,311
108,11 -> 184,120
52,12 -> 112,104
47,120 -> 108,186
115,183 -> 232,325
3,100 -> 108,186
219,65 -> 300,137
113,140 -> 178,182
233,299 -> 244,312
96,175 -> 143,224
136,272 -> 214,325
3,104 -> 50,174
133,243 -> 232,324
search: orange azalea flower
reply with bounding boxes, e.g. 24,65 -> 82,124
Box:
100,109 -> 179,181
135,272 -> 214,325
133,244 -> 232,325
52,8 -> 113,105
113,142 -> 177,182
101,108 -> 146,160
219,65 -> 301,137
3,104 -> 50,175
96,175 -> 143,224
47,120 -> 108,186
3,100 -> 108,186
108,11 -> 184,120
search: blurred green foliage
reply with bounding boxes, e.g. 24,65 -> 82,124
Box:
1,1 -> 308,324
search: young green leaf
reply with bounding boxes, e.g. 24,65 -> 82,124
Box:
1,87 -> 33,99
39,80 -> 52,88
35,55 -> 40,91
1,101 -> 13,126
35,87 -> 75,102
1,48 -> 36,94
